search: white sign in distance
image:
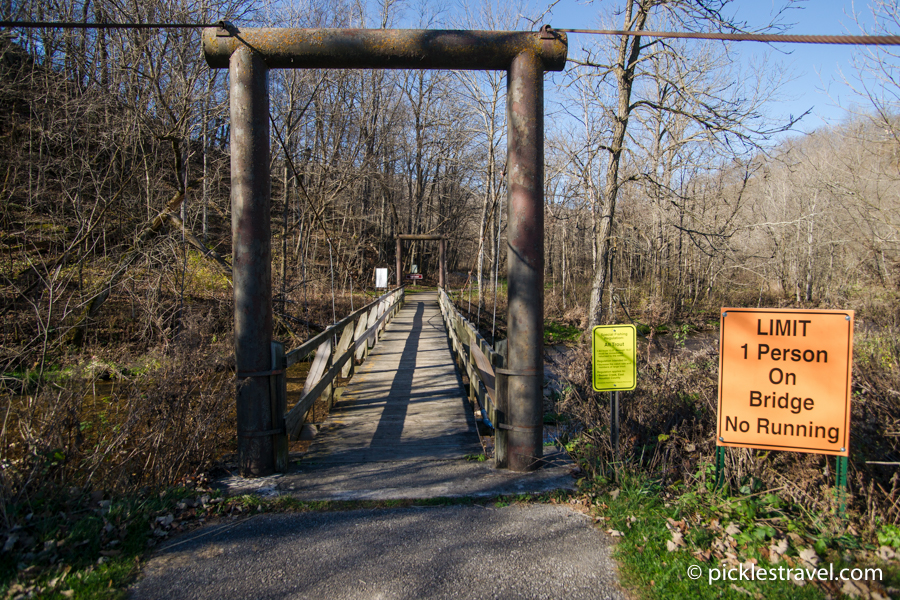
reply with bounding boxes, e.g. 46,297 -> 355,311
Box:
375,268 -> 388,289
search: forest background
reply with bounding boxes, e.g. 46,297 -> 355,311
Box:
1,0 -> 900,595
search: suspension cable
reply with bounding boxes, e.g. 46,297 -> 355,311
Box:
554,28 -> 900,45
3,22 -> 898,45
0,20 -> 217,29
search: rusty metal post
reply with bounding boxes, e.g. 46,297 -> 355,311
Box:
396,237 -> 402,287
203,28 -> 567,71
505,50 -> 544,472
231,47 -> 275,476
439,238 -> 446,288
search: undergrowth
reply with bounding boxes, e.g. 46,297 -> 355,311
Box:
553,317 -> 900,599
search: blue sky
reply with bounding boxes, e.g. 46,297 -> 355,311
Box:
541,0 -> 885,135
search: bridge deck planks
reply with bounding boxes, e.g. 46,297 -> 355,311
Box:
303,292 -> 483,463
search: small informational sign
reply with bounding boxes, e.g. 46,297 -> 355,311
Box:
408,274 -> 423,280
717,308 -> 853,456
375,268 -> 388,289
411,264 -> 418,274
592,325 -> 637,391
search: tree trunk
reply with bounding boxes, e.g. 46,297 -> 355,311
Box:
588,0 -> 647,328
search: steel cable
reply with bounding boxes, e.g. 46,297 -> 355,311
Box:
555,28 -> 900,45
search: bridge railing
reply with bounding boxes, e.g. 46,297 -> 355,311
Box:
438,288 -> 508,467
268,286 -> 405,470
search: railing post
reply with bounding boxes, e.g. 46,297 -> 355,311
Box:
271,341 -> 288,472
324,341 -> 335,413
333,324 -> 356,404
467,326 -> 477,406
353,312 -> 369,362
493,340 -> 508,468
366,304 -> 378,353
231,46 -> 275,476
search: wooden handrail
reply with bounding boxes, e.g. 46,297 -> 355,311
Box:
284,286 -> 404,367
437,289 -> 504,419
281,286 -> 405,438
438,288 -> 509,467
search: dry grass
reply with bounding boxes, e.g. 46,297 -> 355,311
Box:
0,311 -> 236,511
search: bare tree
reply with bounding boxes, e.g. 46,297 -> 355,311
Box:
566,0 -> 799,327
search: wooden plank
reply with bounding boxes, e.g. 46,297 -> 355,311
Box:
353,310 -> 369,360
286,348 -> 353,437
471,342 -> 496,405
334,318 -> 357,404
301,337 -> 331,398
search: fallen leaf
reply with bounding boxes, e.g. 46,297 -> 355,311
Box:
798,547 -> 819,567
769,538 -> 788,564
666,518 -> 688,532
741,559 -> 758,576
156,514 -> 174,527
609,489 -> 621,500
841,579 -> 870,598
725,523 -> 741,536
607,529 -> 625,537
790,570 -> 806,587
667,531 -> 686,552
876,546 -> 896,561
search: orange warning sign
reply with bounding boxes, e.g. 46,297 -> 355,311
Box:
717,308 -> 853,456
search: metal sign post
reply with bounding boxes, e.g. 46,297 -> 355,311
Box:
592,325 -> 636,462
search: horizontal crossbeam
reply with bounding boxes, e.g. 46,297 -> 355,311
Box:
203,27 -> 567,71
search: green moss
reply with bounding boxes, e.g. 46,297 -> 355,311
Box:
544,320 -> 582,345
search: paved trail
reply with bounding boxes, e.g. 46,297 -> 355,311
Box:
131,505 -> 625,600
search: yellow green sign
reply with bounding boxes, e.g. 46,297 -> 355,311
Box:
592,325 -> 637,391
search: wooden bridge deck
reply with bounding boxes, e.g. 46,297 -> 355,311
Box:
303,291 -> 483,463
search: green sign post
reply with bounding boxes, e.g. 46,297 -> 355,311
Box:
592,325 -> 637,459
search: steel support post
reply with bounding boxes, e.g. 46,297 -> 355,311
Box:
505,51 -> 544,472
230,47 -> 275,476
396,238 -> 402,287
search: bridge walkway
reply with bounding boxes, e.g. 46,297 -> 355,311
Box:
303,291 -> 483,463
